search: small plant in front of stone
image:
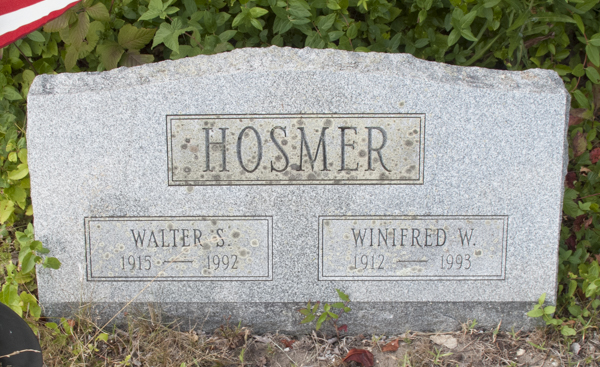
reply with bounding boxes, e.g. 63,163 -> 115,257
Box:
0,223 -> 60,333
298,289 -> 350,337
527,293 -> 576,337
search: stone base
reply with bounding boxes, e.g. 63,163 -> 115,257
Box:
42,301 -> 541,334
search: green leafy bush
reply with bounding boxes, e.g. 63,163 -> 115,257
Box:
1,0 -> 600,337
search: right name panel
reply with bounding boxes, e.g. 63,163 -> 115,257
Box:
319,216 -> 507,281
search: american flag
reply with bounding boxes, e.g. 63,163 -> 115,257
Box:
0,0 -> 81,49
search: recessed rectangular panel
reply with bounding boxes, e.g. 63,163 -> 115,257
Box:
86,217 -> 272,281
319,216 -> 507,280
168,114 -> 424,185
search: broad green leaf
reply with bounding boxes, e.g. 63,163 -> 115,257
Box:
300,314 -> 315,323
586,67 -> 600,84
312,302 -> 319,313
576,0 -> 599,12
532,13 -> 575,24
152,19 -> 189,53
418,9 -> 427,23
568,304 -> 582,316
22,71 -> 35,87
460,28 -> 478,42
216,12 -> 231,27
27,31 -> 45,43
20,292 -> 41,318
0,200 -> 14,223
249,7 -> 269,18
272,34 -> 283,46
8,163 -> 29,180
21,252 -> 36,274
527,308 -> 544,318
86,2 -> 110,21
182,0 -> 198,12
120,51 -> 154,67
69,12 -> 90,47
299,308 -> 311,316
507,11 -> 529,31
315,313 -> 328,330
219,30 -> 237,43
140,8 -> 163,20
460,10 -> 477,28
327,0 -> 341,10
317,13 -> 336,32
483,0 -> 500,7
538,293 -> 547,305
118,24 -> 157,50
139,0 -> 164,20
97,41 -> 125,70
448,29 -> 461,46
97,333 -> 109,342
572,63 -> 585,77
543,306 -> 556,314
590,33 -> 600,47
346,23 -> 358,39
251,18 -> 263,30
573,14 -> 585,34
64,45 -> 79,71
43,257 -> 62,269
231,13 -> 246,28
586,44 -> 600,67
2,86 -> 22,101
148,0 -> 166,12
31,241 -> 43,252
561,326 -> 577,336
43,10 -> 72,32
5,186 -> 26,209
572,89 -> 590,109
336,289 -> 350,302
564,196 -> 584,217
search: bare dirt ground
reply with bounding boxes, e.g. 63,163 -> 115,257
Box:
39,315 -> 600,366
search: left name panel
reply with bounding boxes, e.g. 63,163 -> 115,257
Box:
85,217 -> 272,281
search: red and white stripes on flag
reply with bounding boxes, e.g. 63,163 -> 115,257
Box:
0,0 -> 81,49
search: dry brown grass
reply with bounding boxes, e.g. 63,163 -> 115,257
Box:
38,311 -> 600,367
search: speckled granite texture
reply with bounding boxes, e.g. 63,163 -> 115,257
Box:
27,47 -> 569,332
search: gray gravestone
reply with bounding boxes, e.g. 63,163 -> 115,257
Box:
27,47 -> 569,333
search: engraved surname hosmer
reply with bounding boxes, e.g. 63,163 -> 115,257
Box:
85,217 -> 272,281
167,114 -> 425,185
319,216 -> 507,281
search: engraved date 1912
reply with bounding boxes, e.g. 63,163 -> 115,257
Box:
354,254 -> 385,270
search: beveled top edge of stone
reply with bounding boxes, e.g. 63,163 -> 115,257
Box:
29,46 -> 566,96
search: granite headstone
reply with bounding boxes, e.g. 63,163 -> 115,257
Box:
27,47 -> 569,333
